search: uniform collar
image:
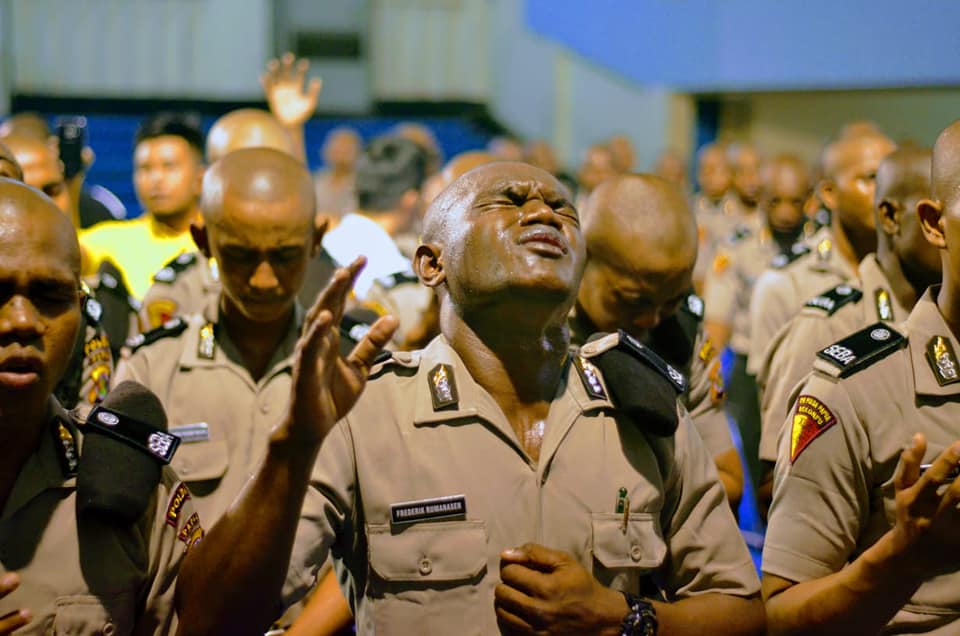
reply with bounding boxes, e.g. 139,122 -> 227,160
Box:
1,398 -> 78,521
807,226 -> 856,279
179,298 -> 304,381
857,254 -> 908,323
906,287 -> 960,397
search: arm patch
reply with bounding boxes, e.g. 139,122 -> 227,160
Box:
815,322 -> 906,378
804,284 -> 862,316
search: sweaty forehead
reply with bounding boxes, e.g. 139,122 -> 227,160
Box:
467,164 -> 568,197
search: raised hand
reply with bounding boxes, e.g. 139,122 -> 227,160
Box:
0,573 -> 31,635
261,52 -> 322,128
272,257 -> 398,448
890,433 -> 960,577
495,543 -> 627,635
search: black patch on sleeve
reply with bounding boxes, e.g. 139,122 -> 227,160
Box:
126,318 -> 188,353
816,322 -> 906,378
804,284 -> 863,316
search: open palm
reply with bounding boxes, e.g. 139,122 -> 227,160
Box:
261,52 -> 322,127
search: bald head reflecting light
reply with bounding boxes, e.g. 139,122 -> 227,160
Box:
205,109 -> 296,163
0,177 -> 80,276
931,120 -> 960,207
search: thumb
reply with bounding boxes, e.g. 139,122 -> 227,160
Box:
500,543 -> 568,571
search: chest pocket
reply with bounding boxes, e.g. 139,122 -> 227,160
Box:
364,520 -> 488,635
591,512 -> 667,593
169,439 -> 228,484
51,593 -> 132,636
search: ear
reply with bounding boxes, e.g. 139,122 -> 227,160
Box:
918,198 -> 946,249
414,243 -> 445,289
816,179 -> 838,212
311,215 -> 329,257
877,199 -> 900,237
190,223 -> 211,257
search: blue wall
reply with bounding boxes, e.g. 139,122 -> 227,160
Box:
526,1 -> 960,92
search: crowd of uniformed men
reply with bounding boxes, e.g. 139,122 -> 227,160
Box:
0,52 -> 959,635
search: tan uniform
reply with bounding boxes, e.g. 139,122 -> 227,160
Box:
114,301 -> 300,523
756,254 -> 908,462
140,253 -> 220,331
703,226 -> 780,355
747,227 -> 857,374
282,335 -> 759,633
0,399 -> 200,636
764,289 -> 960,633
567,299 -> 732,459
55,293 -> 113,413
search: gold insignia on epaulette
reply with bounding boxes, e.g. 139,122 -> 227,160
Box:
875,288 -> 894,322
55,421 -> 78,476
574,355 -> 607,400
197,322 -> 216,360
429,363 -> 458,410
699,339 -> 716,363
817,238 -> 832,262
926,336 -> 960,386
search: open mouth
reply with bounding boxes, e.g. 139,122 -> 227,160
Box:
518,228 -> 568,257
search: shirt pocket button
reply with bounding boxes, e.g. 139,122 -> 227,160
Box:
418,557 -> 433,576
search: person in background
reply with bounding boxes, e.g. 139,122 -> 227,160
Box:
392,122 -> 443,176
260,52 -> 322,164
575,143 -> 618,209
608,134 -> 636,173
314,127 -> 361,222
692,142 -> 733,291
488,134 -> 524,162
654,148 -> 690,193
728,143 -> 764,233
80,112 -> 205,300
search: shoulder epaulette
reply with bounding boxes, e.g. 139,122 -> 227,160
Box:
82,295 -> 103,324
804,283 -> 863,316
680,293 -> 704,321
771,243 -> 811,269
368,349 -> 420,379
815,322 -> 906,378
153,252 -> 198,284
126,317 -> 188,353
375,271 -> 419,290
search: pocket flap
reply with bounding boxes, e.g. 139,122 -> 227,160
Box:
170,438 -> 229,482
592,512 -> 666,569
367,520 -> 487,582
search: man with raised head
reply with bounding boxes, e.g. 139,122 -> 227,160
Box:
176,162 -> 763,636
756,147 -> 940,509
761,120 -> 960,634
573,174 -> 742,506
691,142 -> 732,291
747,127 -> 896,377
0,178 -> 198,634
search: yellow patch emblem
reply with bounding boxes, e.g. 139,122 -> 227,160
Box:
147,300 -> 178,330
790,395 -> 837,463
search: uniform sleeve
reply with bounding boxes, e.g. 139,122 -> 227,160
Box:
134,469 -> 204,636
282,420 -> 358,609
112,350 -> 151,389
702,248 -> 738,328
747,269 -> 797,375
657,409 -> 759,598
762,372 -> 871,583
140,282 -> 183,331
684,334 -> 732,457
756,319 -> 805,463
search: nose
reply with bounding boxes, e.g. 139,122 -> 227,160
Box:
249,259 -> 280,291
0,296 -> 44,338
519,198 -> 562,230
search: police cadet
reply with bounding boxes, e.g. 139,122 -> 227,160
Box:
747,127 -> 896,377
572,174 -> 742,507
691,143 -> 733,291
761,120 -> 960,634
756,146 -> 940,508
177,162 -> 763,636
0,178 -> 199,635
704,154 -> 809,486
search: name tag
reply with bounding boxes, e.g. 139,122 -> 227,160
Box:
390,494 -> 467,525
170,422 -> 211,444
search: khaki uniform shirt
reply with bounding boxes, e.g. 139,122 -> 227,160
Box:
756,254 -> 908,462
55,294 -> 114,414
567,303 -> 732,459
283,336 -> 759,634
703,226 -> 780,355
763,289 -> 960,633
0,399 -> 199,636
140,253 -> 220,331
746,227 -> 857,374
114,301 -> 301,523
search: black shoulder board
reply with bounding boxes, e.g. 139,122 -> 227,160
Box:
126,317 -> 188,353
82,295 -> 103,324
619,331 -> 688,393
152,252 -> 198,284
376,271 -> 419,290
86,404 -> 180,464
771,243 -> 811,269
680,293 -> 704,321
816,322 -> 906,378
804,283 -> 863,316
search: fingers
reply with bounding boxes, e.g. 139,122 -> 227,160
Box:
347,315 -> 399,373
916,441 -> 960,500
307,77 -> 323,102
494,583 -> 547,634
295,57 -> 309,86
0,608 -> 31,635
304,258 -> 366,328
895,433 -> 926,492
500,543 -> 568,571
500,563 -> 550,598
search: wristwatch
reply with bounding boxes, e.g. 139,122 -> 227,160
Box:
620,593 -> 658,636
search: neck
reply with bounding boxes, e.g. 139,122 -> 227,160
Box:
0,397 -> 48,510
831,213 -> 875,269
151,203 -> 199,235
330,165 -> 353,179
937,271 -> 960,339
876,244 -> 924,312
441,299 -> 570,407
220,299 -> 295,382
770,224 -> 802,253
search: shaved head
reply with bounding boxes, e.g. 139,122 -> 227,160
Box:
0,113 -> 50,142
697,142 -> 731,199
0,141 -> 24,181
583,174 -> 697,272
821,131 -> 896,180
2,135 -> 70,214
206,109 -> 295,163
0,177 -> 79,276
931,120 -> 960,207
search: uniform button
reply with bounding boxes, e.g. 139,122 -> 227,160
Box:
630,545 -> 643,562
103,622 -> 116,636
259,402 -> 270,414
418,557 -> 432,575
